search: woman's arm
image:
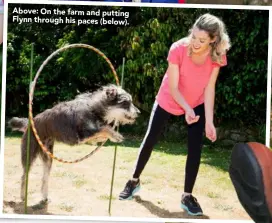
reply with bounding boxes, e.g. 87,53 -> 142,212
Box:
204,67 -> 220,142
168,62 -> 199,124
168,62 -> 191,112
204,67 -> 220,124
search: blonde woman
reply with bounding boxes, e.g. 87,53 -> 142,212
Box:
119,13 -> 231,216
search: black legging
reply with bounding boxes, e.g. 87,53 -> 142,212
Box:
132,101 -> 205,193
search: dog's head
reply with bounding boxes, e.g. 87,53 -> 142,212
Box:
102,84 -> 140,126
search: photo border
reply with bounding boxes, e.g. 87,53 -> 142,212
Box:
0,1 -> 270,222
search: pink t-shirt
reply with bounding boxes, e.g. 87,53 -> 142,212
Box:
156,40 -> 227,116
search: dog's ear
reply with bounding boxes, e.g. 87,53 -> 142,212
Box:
105,86 -> 118,100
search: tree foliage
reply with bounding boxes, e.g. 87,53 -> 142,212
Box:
6,4 -> 269,130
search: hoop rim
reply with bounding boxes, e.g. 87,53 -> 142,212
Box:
28,43 -> 120,164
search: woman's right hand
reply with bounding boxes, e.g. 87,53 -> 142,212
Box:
185,107 -> 200,125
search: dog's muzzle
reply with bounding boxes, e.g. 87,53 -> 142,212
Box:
132,105 -> 140,115
123,105 -> 140,124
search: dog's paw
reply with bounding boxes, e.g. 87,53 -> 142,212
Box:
110,132 -> 124,143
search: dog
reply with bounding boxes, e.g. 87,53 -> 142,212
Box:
8,84 -> 140,202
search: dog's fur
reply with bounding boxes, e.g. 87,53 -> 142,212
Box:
8,84 -> 140,202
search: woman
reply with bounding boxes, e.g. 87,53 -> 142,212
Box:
119,13 -> 231,216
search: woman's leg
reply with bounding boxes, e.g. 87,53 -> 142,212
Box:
132,101 -> 171,178
184,103 -> 205,193
181,103 -> 205,215
119,101 -> 171,200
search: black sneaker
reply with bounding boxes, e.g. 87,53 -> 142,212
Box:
119,179 -> 141,200
181,195 -> 203,216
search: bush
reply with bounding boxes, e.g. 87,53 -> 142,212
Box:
6,5 -> 268,134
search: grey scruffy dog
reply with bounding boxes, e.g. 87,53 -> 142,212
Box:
8,84 -> 140,202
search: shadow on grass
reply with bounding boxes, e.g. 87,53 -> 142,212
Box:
3,199 -> 53,215
133,195 -> 210,219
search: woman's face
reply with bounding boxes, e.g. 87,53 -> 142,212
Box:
190,27 -> 215,55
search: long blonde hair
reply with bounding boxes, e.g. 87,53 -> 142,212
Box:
187,13 -> 231,65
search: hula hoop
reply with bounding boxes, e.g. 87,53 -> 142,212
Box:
28,43 -> 120,164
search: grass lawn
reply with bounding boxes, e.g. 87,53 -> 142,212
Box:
2,134 -> 250,220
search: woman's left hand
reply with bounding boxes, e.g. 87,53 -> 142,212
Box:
205,122 -> 217,142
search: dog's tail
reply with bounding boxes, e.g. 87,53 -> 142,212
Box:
8,117 -> 28,132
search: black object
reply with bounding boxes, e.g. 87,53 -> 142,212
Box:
229,142 -> 272,223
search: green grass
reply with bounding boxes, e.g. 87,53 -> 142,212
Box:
59,203 -> 74,212
112,138 -> 232,170
72,179 -> 87,189
98,194 -> 117,201
3,132 -> 251,219
4,133 -> 235,206
101,136 -> 233,199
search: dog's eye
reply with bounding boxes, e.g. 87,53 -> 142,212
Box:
120,100 -> 128,104
119,100 -> 130,106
